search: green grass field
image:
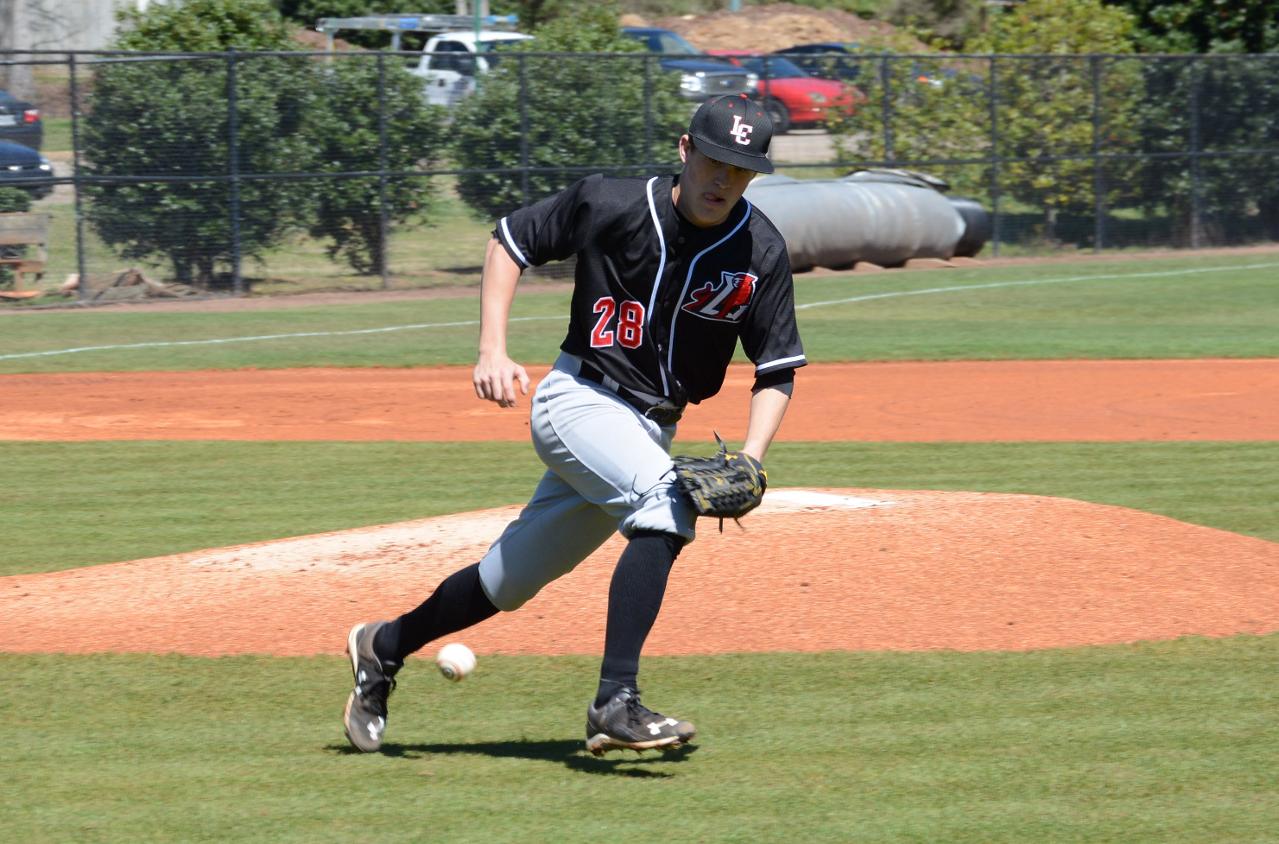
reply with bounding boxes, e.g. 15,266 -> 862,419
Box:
2,252 -> 1277,372
13,175 -> 515,297
2,440 -> 1277,577
2,253 -> 1277,842
4,639 -> 1276,843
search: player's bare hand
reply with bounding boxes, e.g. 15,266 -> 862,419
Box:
473,351 -> 530,408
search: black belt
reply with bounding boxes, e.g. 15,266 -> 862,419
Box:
577,361 -> 686,426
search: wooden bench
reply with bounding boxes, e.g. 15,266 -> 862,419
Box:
0,211 -> 52,299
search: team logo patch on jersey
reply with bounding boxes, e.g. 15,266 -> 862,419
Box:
682,271 -> 758,322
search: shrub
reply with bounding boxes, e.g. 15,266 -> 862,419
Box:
302,56 -> 446,275
0,186 -> 32,288
82,0 -> 316,287
0,186 -> 32,213
966,0 -> 1141,240
449,5 -> 689,220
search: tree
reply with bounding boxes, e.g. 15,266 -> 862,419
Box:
826,27 -> 992,199
1096,2 -> 1279,243
1128,53 -> 1279,244
885,0 -> 985,49
275,0 -> 602,41
83,0 -> 318,287
116,0 -> 296,51
1102,0 -> 1279,53
965,0 -> 1142,241
302,56 -> 446,274
449,4 -> 689,221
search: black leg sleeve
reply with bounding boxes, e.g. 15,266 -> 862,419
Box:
595,531 -> 685,706
374,563 -> 499,663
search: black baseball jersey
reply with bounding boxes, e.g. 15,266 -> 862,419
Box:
496,173 -> 806,404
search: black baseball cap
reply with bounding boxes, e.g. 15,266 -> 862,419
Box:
687,94 -> 775,174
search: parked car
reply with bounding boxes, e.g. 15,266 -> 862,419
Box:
621,27 -> 758,103
775,43 -> 948,88
0,140 -> 54,199
707,51 -> 865,134
772,43 -> 863,83
412,30 -> 534,107
0,90 -> 43,150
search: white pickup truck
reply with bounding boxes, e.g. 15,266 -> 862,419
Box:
412,30 -> 534,107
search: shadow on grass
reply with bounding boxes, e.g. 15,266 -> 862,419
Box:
326,737 -> 698,777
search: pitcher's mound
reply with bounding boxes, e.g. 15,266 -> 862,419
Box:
1,489 -> 1275,657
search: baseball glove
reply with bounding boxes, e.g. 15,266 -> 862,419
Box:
671,434 -> 767,528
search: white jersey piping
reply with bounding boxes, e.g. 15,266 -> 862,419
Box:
755,353 -> 807,373
498,217 -> 530,268
643,177 -> 670,395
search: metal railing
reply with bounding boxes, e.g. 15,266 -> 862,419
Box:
1,49 -> 1276,299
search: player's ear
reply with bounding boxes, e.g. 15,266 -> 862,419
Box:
678,134 -> 692,165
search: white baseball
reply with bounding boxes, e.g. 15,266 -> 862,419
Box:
436,642 -> 476,682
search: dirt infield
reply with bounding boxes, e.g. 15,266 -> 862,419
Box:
3,489 -> 1276,657
1,360 -> 1276,657
3,359 -> 1278,442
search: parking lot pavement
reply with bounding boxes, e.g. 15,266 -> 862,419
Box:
34,150 -> 73,205
770,128 -> 836,164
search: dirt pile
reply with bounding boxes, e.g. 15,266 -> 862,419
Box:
292,28 -> 358,51
623,3 -> 929,53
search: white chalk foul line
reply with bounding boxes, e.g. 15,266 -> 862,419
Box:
2,261 -> 1275,362
0,315 -> 563,361
794,261 -> 1279,311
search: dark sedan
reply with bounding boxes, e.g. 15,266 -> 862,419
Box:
0,140 -> 54,199
0,90 -> 44,150
622,27 -> 759,102
776,43 -> 951,88
773,43 -> 863,82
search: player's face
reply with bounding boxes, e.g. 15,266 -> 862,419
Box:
675,136 -> 756,228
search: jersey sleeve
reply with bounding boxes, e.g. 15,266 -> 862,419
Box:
493,174 -> 602,269
740,245 -> 807,376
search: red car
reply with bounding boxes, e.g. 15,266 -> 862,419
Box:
706,50 -> 865,134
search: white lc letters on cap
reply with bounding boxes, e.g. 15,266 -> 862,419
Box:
729,114 -> 753,146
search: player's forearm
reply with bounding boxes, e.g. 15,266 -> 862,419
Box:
741,385 -> 791,462
477,237 -> 524,356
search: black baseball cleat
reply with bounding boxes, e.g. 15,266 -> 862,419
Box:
343,621 -> 402,752
585,687 -> 696,756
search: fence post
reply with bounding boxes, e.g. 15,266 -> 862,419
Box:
761,55 -> 772,127
227,50 -> 243,296
377,52 -> 390,289
988,54 -> 1001,257
69,52 -> 88,301
1189,56 -> 1203,249
880,55 -> 894,163
519,54 -> 530,207
643,54 -> 653,171
1091,54 -> 1105,253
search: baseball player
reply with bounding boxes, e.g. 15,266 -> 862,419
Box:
342,94 -> 806,755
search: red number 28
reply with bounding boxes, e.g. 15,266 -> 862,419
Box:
590,297 -> 645,349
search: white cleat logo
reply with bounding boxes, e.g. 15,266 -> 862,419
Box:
645,718 -> 678,736
367,717 -> 384,741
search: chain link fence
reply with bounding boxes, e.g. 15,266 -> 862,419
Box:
1,49 -> 1276,300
